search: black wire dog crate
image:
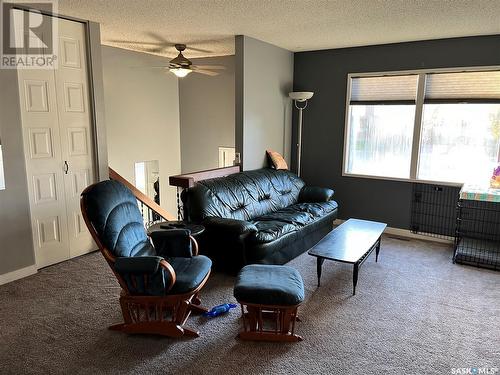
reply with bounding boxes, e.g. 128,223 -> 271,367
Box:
410,183 -> 460,240
454,188 -> 500,270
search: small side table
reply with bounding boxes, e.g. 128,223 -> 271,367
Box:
147,221 -> 205,237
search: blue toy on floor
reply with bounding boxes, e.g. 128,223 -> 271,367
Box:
203,303 -> 237,318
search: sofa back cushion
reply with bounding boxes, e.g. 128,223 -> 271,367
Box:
184,168 -> 305,222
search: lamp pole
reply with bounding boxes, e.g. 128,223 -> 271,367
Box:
295,100 -> 308,177
289,92 -> 314,177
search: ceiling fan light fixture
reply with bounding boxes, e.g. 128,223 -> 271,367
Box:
170,67 -> 192,78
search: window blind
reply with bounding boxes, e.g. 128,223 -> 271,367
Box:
425,71 -> 500,102
350,75 -> 418,103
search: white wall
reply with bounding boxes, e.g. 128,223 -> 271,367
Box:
235,36 -> 294,170
102,46 -> 181,217
179,55 -> 235,173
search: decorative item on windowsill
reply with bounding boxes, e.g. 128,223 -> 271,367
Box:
490,164 -> 500,189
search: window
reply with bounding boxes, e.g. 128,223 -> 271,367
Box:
344,69 -> 500,184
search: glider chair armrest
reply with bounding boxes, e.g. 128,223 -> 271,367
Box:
299,186 -> 335,203
159,259 -> 177,292
114,256 -> 177,294
150,228 -> 196,258
114,256 -> 163,274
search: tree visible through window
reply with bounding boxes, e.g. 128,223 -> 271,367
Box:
344,70 -> 500,184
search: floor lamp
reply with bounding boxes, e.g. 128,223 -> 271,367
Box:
289,91 -> 314,177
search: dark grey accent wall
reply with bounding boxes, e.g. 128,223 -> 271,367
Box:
293,35 -> 500,229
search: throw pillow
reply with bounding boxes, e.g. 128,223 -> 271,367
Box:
266,150 -> 288,170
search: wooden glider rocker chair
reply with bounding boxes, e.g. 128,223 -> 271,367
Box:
80,179 -> 212,338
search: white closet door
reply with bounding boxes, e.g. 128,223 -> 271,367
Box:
18,55 -> 71,268
18,15 -> 96,267
55,18 -> 95,258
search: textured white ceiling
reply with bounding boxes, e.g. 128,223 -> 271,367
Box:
58,0 -> 500,58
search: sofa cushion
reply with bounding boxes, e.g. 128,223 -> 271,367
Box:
253,209 -> 314,227
250,220 -> 298,243
286,201 -> 339,219
247,210 -> 339,264
249,201 -> 339,244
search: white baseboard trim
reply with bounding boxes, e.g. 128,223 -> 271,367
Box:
0,265 -> 37,286
333,219 -> 454,244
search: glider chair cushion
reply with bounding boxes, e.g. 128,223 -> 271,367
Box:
84,179 -> 154,258
150,229 -> 193,258
81,179 -> 212,338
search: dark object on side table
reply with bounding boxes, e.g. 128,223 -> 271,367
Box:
148,221 -> 205,237
81,180 -> 212,338
182,168 -> 338,272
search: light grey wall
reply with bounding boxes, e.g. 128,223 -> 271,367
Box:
235,35 -> 294,171
88,22 -> 109,181
0,70 -> 36,276
179,55 -> 235,173
102,46 -> 181,217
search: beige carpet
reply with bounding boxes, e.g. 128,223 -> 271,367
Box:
0,236 -> 499,375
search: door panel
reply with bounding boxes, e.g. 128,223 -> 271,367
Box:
18,67 -> 71,268
56,18 -> 95,258
17,15 -> 96,267
27,127 -> 53,158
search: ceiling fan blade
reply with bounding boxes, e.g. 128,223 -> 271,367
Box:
192,69 -> 219,77
145,32 -> 175,46
106,39 -> 165,46
186,46 -> 212,53
130,66 -> 169,69
192,65 -> 226,70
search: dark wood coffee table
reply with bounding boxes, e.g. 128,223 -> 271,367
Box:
308,219 -> 387,295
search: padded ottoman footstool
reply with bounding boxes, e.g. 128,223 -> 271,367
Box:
233,264 -> 304,342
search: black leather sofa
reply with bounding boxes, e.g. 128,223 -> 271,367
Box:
182,168 -> 338,272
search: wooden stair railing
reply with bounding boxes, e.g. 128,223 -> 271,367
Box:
109,167 -> 176,222
169,165 -> 241,189
169,165 -> 241,220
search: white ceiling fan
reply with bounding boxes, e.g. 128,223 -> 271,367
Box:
161,43 -> 225,78
107,33 -> 226,78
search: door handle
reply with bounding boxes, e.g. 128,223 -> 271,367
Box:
64,161 -> 69,174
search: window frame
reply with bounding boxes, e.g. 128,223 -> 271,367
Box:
342,66 -> 500,187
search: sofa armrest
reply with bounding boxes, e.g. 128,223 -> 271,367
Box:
299,186 -> 335,203
203,217 -> 258,237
